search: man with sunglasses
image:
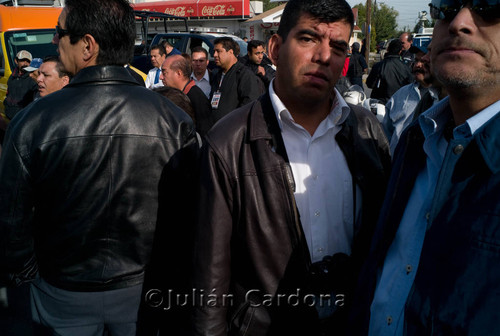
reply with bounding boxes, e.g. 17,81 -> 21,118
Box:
349,0 -> 500,335
0,0 -> 197,335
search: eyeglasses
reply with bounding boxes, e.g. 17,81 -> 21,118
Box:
55,25 -> 70,38
429,0 -> 500,21
192,59 -> 206,63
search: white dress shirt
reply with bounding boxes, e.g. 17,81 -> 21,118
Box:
191,70 -> 211,98
269,81 -> 362,262
145,67 -> 164,89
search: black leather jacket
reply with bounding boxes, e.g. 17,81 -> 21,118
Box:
0,65 -> 198,291
192,92 -> 391,335
366,55 -> 414,104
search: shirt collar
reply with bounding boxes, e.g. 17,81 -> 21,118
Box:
465,99 -> 500,136
190,69 -> 210,82
420,96 -> 500,140
269,78 -> 350,131
419,96 -> 452,140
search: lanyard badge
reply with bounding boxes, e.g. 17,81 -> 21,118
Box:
211,91 -> 221,109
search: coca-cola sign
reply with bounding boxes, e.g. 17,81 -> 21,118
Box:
164,6 -> 186,17
201,5 -> 226,16
133,1 -> 248,18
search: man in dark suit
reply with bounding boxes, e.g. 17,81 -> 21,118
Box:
161,54 -> 213,136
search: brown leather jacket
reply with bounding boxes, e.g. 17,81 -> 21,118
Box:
192,92 -> 390,335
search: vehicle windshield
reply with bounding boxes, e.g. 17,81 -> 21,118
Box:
4,29 -> 58,71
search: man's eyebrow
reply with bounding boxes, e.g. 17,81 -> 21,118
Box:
296,29 -> 321,38
296,29 -> 349,48
331,40 -> 349,49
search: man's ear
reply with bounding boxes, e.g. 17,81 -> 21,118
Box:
81,34 -> 99,63
62,75 -> 70,86
268,34 -> 282,66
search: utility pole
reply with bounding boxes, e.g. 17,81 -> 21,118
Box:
365,0 -> 371,64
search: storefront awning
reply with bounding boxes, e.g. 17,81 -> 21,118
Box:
132,0 -> 250,19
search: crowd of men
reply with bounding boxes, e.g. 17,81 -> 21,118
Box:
0,0 -> 499,335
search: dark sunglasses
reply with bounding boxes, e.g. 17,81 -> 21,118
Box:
55,25 -> 70,38
429,0 -> 500,21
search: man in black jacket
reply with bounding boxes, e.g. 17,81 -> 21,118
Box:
239,39 -> 276,88
0,0 -> 197,335
366,39 -> 414,104
161,54 -> 213,136
346,42 -> 368,88
3,50 -> 38,120
192,0 -> 390,335
210,36 -> 262,124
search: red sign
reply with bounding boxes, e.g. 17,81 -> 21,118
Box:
132,0 -> 250,18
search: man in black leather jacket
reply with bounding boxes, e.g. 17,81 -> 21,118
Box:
239,39 -> 276,88
191,0 -> 390,335
366,39 -> 414,104
0,0 -> 197,334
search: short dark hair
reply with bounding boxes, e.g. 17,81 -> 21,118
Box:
169,55 -> 192,79
247,40 -> 266,53
213,37 -> 239,56
191,46 -> 208,59
151,44 -> 167,56
277,0 -> 354,42
387,39 -> 403,55
42,55 -> 72,79
154,86 -> 195,122
163,40 -> 174,48
65,0 -> 135,65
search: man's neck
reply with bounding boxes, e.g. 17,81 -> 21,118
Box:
448,86 -> 500,126
193,70 -> 205,80
180,78 -> 191,91
222,59 -> 238,74
274,83 -> 333,136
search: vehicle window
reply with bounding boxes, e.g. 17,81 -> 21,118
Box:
236,40 -> 247,57
157,36 -> 183,51
4,29 -> 57,71
188,37 -> 203,51
187,37 -> 211,58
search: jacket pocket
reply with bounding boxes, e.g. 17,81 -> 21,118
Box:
229,294 -> 271,336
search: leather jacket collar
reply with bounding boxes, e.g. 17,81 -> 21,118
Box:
68,65 -> 140,87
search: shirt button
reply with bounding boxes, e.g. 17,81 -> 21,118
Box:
387,315 -> 393,325
312,174 -> 318,180
318,247 -> 324,253
315,211 -> 320,217
406,264 -> 412,274
425,212 -> 430,221
453,144 -> 464,155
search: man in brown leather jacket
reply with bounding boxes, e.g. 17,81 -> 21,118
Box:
191,0 -> 390,335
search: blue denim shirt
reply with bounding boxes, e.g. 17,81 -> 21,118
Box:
368,97 -> 500,336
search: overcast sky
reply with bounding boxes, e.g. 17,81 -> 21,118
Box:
346,0 -> 431,30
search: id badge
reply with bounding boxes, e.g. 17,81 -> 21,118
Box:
211,92 -> 221,109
